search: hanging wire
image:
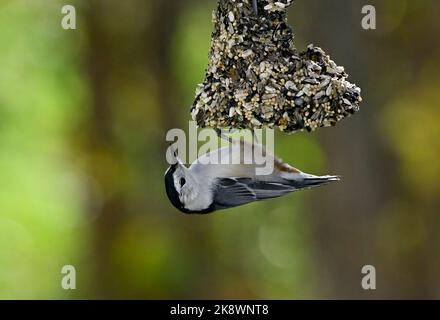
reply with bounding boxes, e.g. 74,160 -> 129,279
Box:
252,0 -> 258,15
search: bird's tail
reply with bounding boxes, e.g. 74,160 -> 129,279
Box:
288,174 -> 341,190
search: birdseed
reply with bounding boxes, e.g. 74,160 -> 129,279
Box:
191,0 -> 362,133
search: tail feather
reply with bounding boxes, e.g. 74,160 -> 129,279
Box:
289,174 -> 341,189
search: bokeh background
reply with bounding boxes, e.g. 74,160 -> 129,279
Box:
1,0 -> 439,299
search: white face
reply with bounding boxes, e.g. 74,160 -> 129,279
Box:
173,165 -> 202,208
172,166 -> 188,198
172,165 -> 213,212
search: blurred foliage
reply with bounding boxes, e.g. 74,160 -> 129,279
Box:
0,0 -> 439,299
0,0 -> 89,298
383,76 -> 440,199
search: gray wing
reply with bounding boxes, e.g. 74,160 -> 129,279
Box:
212,177 -> 296,210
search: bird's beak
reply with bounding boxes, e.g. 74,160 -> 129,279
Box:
167,144 -> 184,166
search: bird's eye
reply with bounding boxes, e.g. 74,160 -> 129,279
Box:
180,178 -> 186,187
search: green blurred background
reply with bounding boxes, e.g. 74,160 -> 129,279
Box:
0,0 -> 439,299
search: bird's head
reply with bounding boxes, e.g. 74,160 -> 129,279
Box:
164,147 -> 201,213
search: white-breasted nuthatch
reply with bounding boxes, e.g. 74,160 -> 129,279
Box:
164,137 -> 339,214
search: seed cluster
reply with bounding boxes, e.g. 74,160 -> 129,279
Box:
191,0 -> 362,133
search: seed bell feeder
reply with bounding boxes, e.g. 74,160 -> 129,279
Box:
191,0 -> 362,133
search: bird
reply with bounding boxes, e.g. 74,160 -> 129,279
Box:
164,136 -> 340,214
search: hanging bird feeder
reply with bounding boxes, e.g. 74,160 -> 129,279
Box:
191,0 -> 362,133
